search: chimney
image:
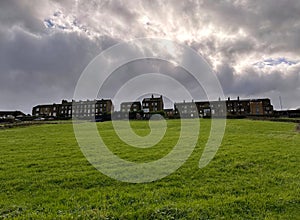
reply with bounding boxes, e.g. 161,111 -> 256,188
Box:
237,96 -> 240,101
151,94 -> 154,99
228,97 -> 230,101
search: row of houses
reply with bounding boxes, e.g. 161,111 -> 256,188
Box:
174,97 -> 274,118
31,95 -> 275,120
31,95 -> 164,120
32,99 -> 114,120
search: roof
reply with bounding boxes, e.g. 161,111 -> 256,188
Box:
121,101 -> 141,105
142,97 -> 162,102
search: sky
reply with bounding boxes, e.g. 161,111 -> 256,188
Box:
0,0 -> 300,114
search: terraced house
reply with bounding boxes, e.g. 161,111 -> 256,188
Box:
32,99 -> 113,119
73,99 -> 113,120
175,97 -> 273,118
142,95 -> 164,119
120,101 -> 142,113
32,96 -> 274,120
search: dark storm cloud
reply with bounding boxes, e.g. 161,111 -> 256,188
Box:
0,30 -> 97,113
0,2 -> 118,113
0,0 -> 300,113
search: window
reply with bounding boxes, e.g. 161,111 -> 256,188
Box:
204,109 -> 210,114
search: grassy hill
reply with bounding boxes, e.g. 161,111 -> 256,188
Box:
0,119 -> 299,219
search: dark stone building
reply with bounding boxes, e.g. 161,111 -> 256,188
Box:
142,95 -> 164,113
32,99 -> 113,120
174,100 -> 199,118
117,101 -> 142,120
142,95 -> 164,119
226,97 -> 250,117
195,101 -> 211,118
120,101 -> 142,113
32,103 -> 60,118
31,96 -> 275,120
249,99 -> 273,115
173,97 -> 274,118
60,100 -> 72,118
72,99 -> 113,120
164,109 -> 175,119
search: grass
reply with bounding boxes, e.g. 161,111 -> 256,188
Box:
0,119 -> 299,219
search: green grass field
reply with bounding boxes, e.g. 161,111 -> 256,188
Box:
0,119 -> 299,219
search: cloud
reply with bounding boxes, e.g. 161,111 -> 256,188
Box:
0,13 -> 117,112
0,0 -> 300,113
